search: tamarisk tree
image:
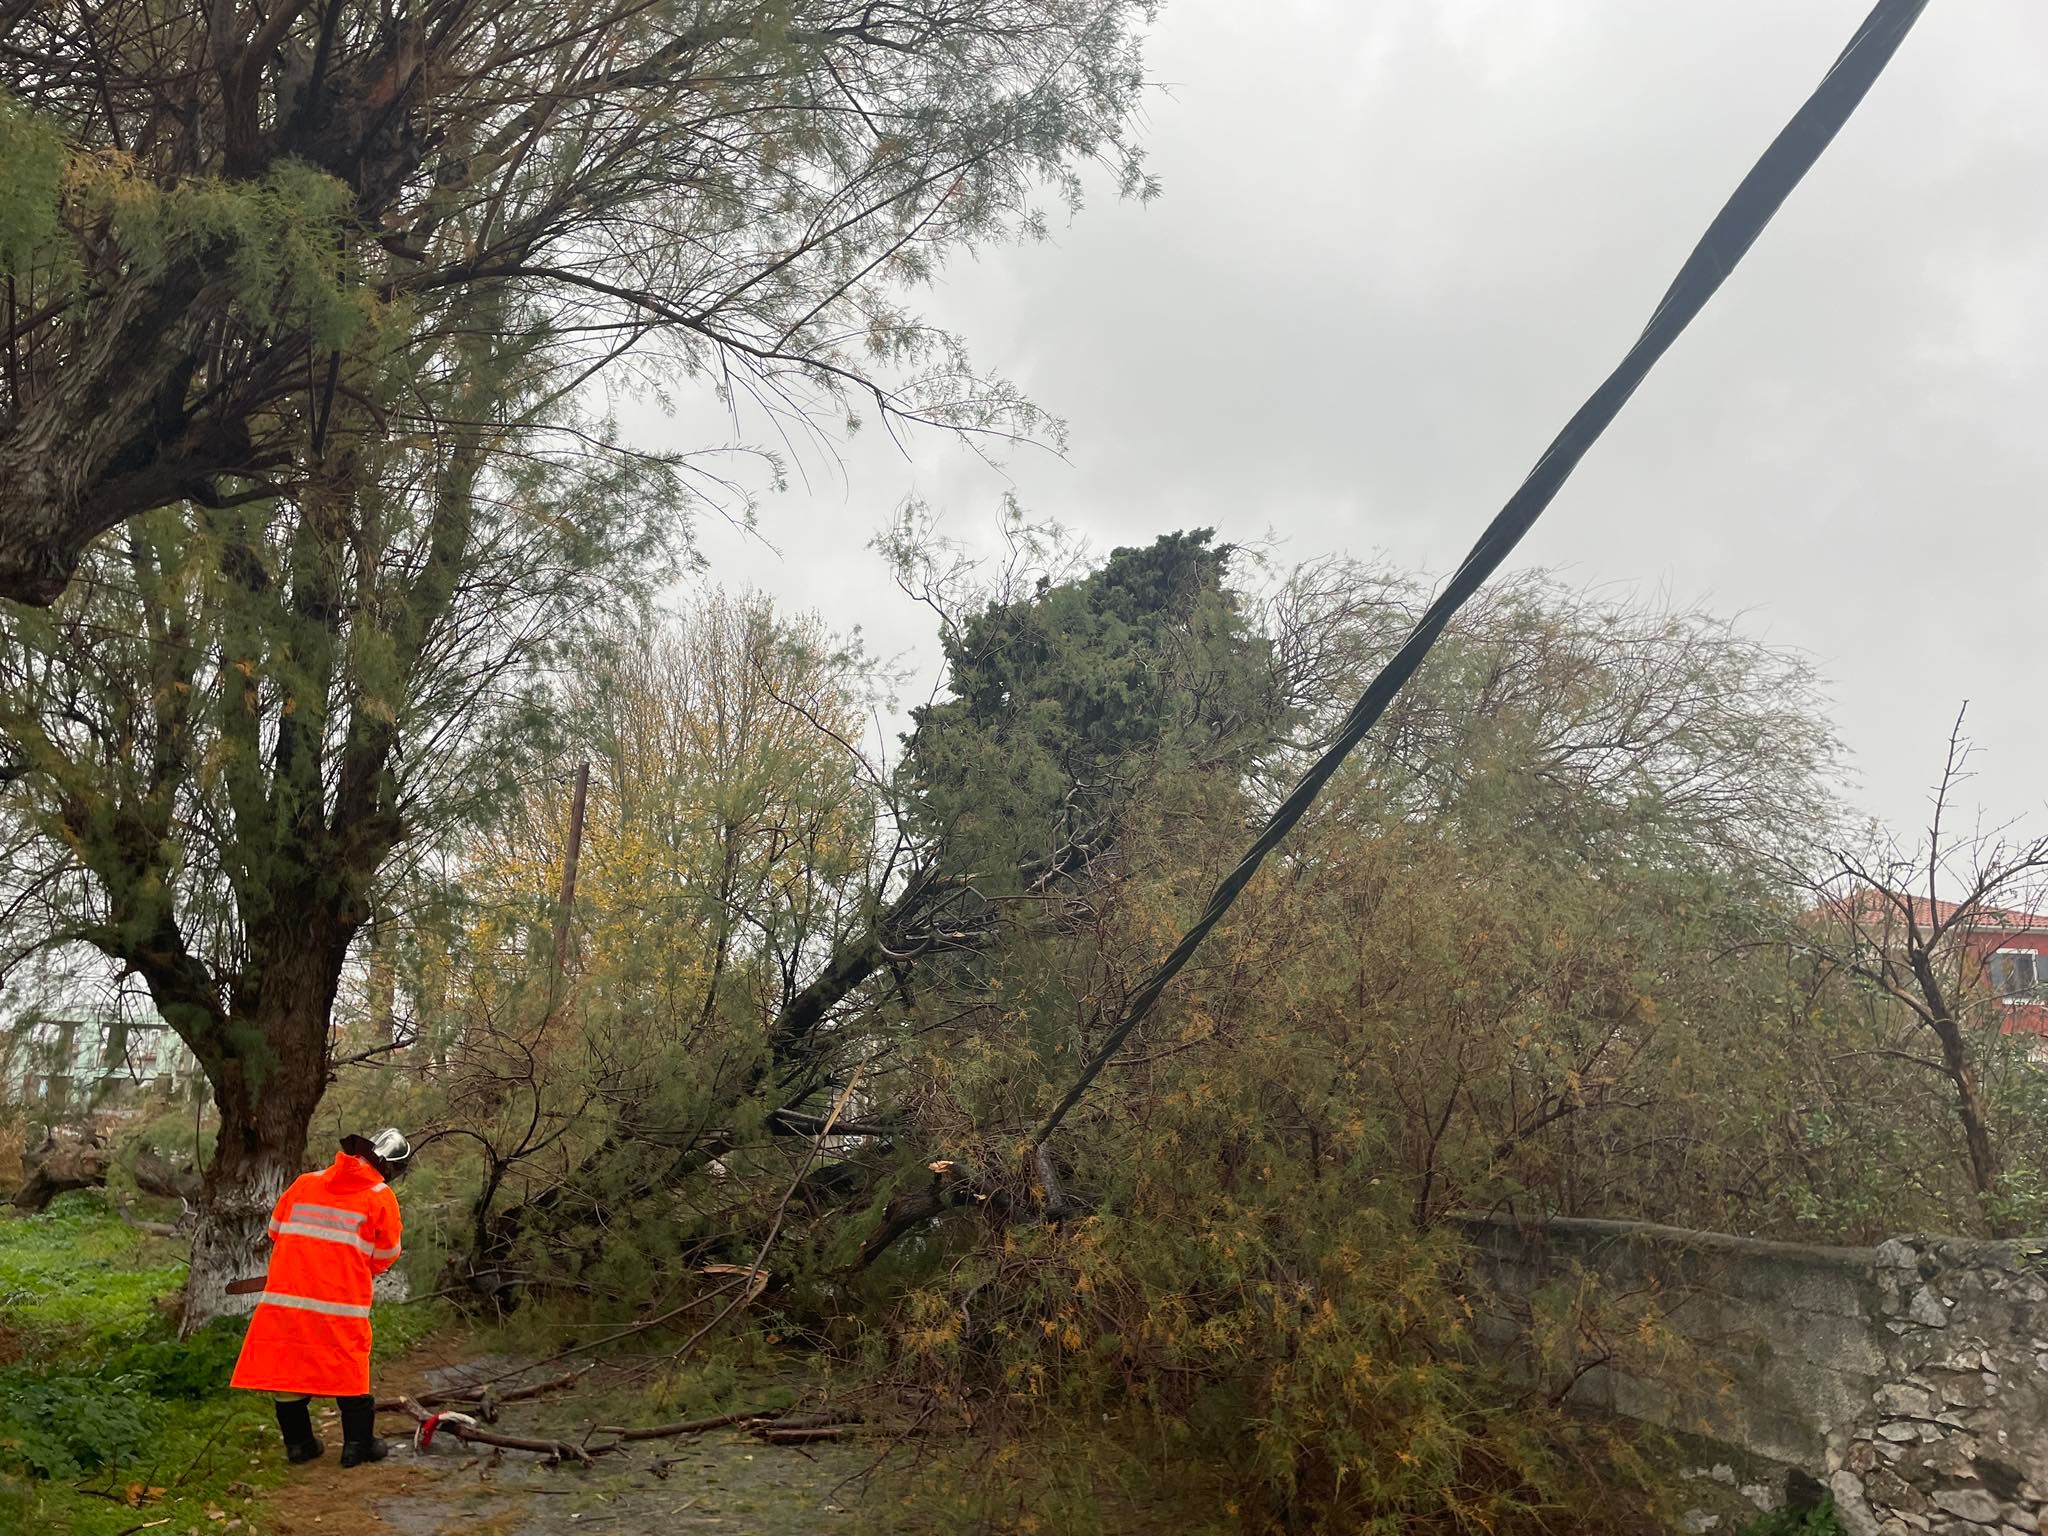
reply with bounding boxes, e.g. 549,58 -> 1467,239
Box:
0,303 -> 670,1325
456,526 -> 1288,1290
0,0 -> 1156,603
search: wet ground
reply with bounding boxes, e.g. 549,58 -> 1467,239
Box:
257,1349 -> 902,1536
261,1431 -> 881,1536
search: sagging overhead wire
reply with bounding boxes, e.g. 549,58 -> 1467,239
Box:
1030,0 -> 1934,1150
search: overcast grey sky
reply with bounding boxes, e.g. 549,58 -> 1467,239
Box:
657,0 -> 2048,849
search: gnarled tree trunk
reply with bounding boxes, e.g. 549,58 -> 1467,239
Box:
182,933 -> 347,1335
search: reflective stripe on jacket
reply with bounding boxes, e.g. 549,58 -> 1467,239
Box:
229,1153 -> 403,1397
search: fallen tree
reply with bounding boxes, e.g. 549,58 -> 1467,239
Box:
11,1129 -> 109,1214
9,1131 -> 203,1219
446,535 -> 1283,1304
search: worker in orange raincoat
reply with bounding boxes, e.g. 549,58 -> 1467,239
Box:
230,1127 -> 410,1467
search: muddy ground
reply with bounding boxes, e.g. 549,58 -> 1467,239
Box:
257,1347 -> 923,1536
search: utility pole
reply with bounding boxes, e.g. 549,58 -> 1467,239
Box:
550,761 -> 590,994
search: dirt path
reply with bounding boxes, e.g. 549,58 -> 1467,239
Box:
257,1347 -> 903,1536
260,1423 -> 880,1536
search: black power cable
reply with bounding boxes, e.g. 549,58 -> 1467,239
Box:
1031,0 -> 1933,1151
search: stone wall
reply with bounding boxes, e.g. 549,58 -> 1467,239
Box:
1458,1215 -> 2048,1535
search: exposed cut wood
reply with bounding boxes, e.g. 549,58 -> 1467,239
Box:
390,1395 -> 596,1465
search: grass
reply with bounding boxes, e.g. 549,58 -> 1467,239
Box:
1737,1503 -> 1844,1536
0,1189 -> 442,1536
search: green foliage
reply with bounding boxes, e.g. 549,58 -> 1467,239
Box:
101,1322 -> 245,1402
1738,1501 -> 1843,1536
1281,562 -> 1840,872
0,90 -> 64,279
0,97 -> 369,341
0,1373 -> 163,1480
901,527 -> 1284,888
882,1190 -> 1668,1533
0,1197 -> 284,1536
0,1193 -> 186,1346
72,155 -> 372,346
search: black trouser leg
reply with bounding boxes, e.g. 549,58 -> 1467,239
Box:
338,1393 -> 389,1466
273,1395 -> 324,1464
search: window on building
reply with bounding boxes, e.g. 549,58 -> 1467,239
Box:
1987,950 -> 2041,998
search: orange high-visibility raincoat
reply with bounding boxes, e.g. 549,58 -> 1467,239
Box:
229,1152 -> 402,1397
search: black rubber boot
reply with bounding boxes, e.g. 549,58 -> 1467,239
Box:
338,1394 -> 389,1467
274,1397 -> 324,1464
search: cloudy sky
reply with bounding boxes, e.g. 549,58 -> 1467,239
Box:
664,0 -> 2048,851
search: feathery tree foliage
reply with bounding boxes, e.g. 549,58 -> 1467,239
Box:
0,301 -> 672,1324
0,0 -> 1162,1327
407,535 -> 1893,1530
0,0 -> 1157,603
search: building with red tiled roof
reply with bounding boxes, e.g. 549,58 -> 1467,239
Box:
1827,891 -> 2048,1038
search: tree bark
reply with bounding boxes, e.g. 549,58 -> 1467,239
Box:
0,261 -> 237,606
182,931 -> 348,1334
1931,1015 -> 2010,1238
12,1132 -> 111,1213
1904,947 -> 2014,1238
132,1149 -> 203,1203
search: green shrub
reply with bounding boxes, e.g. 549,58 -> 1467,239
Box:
102,1319 -> 244,1401
0,1372 -> 163,1479
1739,1502 -> 1843,1536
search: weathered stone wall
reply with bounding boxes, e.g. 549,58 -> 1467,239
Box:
1833,1235 -> 2048,1535
1458,1215 -> 2048,1535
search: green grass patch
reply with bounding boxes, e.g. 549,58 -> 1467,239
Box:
0,1191 -> 408,1535
0,1193 -> 187,1346
371,1289 -> 451,1367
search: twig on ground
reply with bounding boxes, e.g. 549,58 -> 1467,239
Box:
169,1405 -> 237,1489
589,1406 -> 784,1442
770,1417 -> 864,1441
376,1363 -> 592,1415
753,1424 -> 855,1444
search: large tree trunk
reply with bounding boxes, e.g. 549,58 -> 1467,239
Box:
181,943 -> 343,1335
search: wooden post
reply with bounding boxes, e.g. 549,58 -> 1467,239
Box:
550,762 -> 590,989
